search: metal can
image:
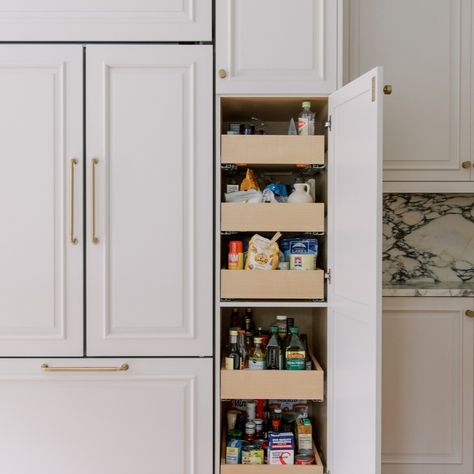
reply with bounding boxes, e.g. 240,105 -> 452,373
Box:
242,443 -> 264,464
295,454 -> 314,465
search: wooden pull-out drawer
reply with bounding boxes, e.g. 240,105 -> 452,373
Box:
221,135 -> 324,165
221,203 -> 325,232
221,438 -> 324,474
221,270 -> 325,300
221,354 -> 324,400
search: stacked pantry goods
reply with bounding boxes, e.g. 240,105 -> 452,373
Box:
224,309 -> 313,371
225,399 -> 315,465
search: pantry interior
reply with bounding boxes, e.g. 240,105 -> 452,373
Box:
215,96 -> 330,472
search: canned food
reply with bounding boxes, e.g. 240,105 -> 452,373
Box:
295,454 -> 314,465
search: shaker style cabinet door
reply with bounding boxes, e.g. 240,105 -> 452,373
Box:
382,298 -> 473,474
348,0 -> 471,181
216,0 -> 338,94
0,0 -> 212,42
86,45 -> 213,357
0,358 -> 213,474
327,68 -> 383,474
0,46 -> 83,357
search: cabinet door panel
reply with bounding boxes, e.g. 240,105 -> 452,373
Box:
328,68 -> 383,474
0,45 -> 83,356
348,0 -> 471,181
382,298 -> 473,474
0,0 -> 211,42
216,0 -> 337,94
0,358 -> 212,474
86,45 -> 213,356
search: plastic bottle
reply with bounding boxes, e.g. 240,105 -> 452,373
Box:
298,101 -> 315,136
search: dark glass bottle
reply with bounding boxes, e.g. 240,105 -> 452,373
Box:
230,308 -> 241,330
300,334 -> 313,370
237,329 -> 249,369
244,308 -> 254,332
282,318 -> 295,368
265,326 -> 282,370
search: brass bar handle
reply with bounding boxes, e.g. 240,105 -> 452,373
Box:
70,158 -> 79,245
91,158 -> 99,244
41,363 -> 129,372
465,310 -> 474,318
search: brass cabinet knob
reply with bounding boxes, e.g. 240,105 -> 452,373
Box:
218,68 -> 227,79
462,161 -> 472,169
383,85 -> 393,95
466,310 -> 474,318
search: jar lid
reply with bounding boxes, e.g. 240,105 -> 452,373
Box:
276,315 -> 287,320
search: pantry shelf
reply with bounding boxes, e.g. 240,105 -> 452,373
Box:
220,270 -> 325,300
221,135 -> 325,166
220,354 -> 324,400
221,203 -> 325,233
220,438 -> 324,474
219,301 -> 328,308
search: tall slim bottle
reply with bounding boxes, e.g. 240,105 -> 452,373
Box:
265,326 -> 282,370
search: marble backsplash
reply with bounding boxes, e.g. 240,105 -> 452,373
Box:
383,194 -> 474,284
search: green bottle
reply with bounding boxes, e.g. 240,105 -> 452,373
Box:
285,327 -> 305,370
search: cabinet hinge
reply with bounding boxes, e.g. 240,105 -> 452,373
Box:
324,116 -> 332,131
325,269 -> 332,284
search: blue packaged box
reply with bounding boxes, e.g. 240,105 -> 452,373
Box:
226,439 -> 243,464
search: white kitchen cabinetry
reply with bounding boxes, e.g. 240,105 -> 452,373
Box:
0,0 -> 212,42
382,297 -> 473,474
216,68 -> 383,474
347,0 -> 472,182
86,45 -> 213,357
0,358 -> 213,474
216,0 -> 338,94
0,45 -> 83,357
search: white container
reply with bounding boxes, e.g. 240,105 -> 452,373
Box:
288,183 -> 313,203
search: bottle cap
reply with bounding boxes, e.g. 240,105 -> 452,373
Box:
302,101 -> 311,108
239,329 -> 246,334
254,337 -> 263,344
276,315 -> 287,321
229,241 -> 243,253
290,327 -> 299,334
274,408 -> 282,414
270,326 -> 278,334
229,329 -> 239,336
254,418 -> 263,426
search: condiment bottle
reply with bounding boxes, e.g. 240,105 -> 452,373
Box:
249,337 -> 266,370
271,408 -> 282,433
285,327 -> 306,370
275,315 -> 287,340
254,418 -> 264,439
244,421 -> 256,442
228,240 -> 243,270
224,329 -> 240,370
265,326 -> 282,370
237,329 -> 249,369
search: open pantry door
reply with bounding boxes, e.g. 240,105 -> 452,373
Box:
327,67 -> 383,474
